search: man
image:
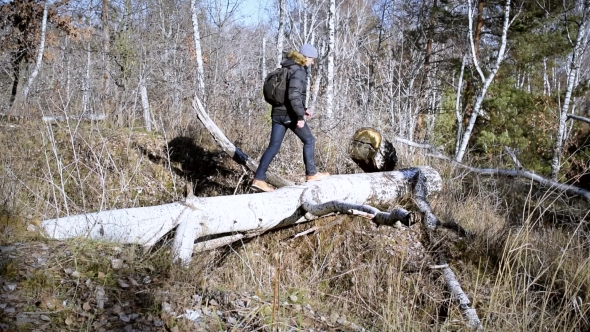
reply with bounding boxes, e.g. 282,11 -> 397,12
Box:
252,44 -> 329,192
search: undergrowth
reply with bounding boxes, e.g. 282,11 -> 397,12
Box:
0,118 -> 589,331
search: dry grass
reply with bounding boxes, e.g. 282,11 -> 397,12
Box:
1,117 -> 590,331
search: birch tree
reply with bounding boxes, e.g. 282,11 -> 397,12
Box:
140,78 -> 152,132
550,0 -> 590,179
20,1 -> 48,103
262,36 -> 267,81
102,0 -> 110,96
325,0 -> 335,121
454,55 -> 466,156
82,42 -> 92,115
455,0 -> 513,162
191,0 -> 206,95
276,0 -> 286,67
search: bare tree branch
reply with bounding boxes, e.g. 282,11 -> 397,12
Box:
393,136 -> 590,202
567,113 -> 590,124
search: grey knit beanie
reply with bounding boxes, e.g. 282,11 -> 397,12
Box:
299,44 -> 318,58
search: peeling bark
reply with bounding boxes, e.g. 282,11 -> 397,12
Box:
41,167 -> 442,263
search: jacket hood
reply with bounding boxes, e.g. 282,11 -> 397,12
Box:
281,50 -> 307,67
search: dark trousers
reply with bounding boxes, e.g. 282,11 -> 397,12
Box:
255,115 -> 317,180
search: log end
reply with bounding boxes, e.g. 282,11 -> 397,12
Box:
349,128 -> 397,172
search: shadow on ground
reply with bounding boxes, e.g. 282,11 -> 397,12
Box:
136,136 -> 240,197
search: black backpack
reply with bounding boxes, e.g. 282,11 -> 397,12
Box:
263,67 -> 289,106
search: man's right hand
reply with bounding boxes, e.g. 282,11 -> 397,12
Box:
297,120 -> 305,128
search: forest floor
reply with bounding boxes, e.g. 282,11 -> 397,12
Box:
1,119 -> 589,331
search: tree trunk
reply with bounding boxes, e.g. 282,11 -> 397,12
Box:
325,0 -> 335,121
102,0 -> 110,97
550,1 -> 590,179
82,42 -> 91,115
276,0 -> 286,68
474,0 -> 485,60
140,80 -> 151,132
41,166 -> 442,262
9,54 -> 23,108
454,56 -> 466,155
191,0 -> 206,96
262,36 -> 267,82
455,0 -> 511,162
21,1 -> 48,102
309,39 -> 324,110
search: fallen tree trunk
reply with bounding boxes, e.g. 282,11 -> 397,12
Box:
42,114 -> 107,122
41,166 -> 442,261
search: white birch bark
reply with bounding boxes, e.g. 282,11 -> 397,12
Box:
550,1 -> 590,179
454,55 -> 466,156
262,36 -> 267,81
190,0 -> 206,95
21,1 -> 48,101
276,0 -> 286,68
455,0 -> 512,162
302,0 -> 308,42
543,58 -> 550,95
63,36 -> 72,101
325,0 -> 335,121
41,167 -> 442,263
82,43 -> 91,115
42,114 -> 106,123
310,40 -> 324,110
102,0 -> 110,95
140,80 -> 152,132
440,266 -> 483,330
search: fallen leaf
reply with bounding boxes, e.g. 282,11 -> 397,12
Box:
2,283 -> 17,291
117,279 -> 129,288
111,259 -> 123,270
83,302 -> 91,311
65,316 -> 73,325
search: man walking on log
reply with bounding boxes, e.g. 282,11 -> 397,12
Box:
252,44 -> 329,192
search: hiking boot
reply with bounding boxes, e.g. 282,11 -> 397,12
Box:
306,172 -> 330,182
251,179 -> 274,192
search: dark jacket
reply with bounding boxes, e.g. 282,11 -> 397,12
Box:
272,51 -> 308,120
